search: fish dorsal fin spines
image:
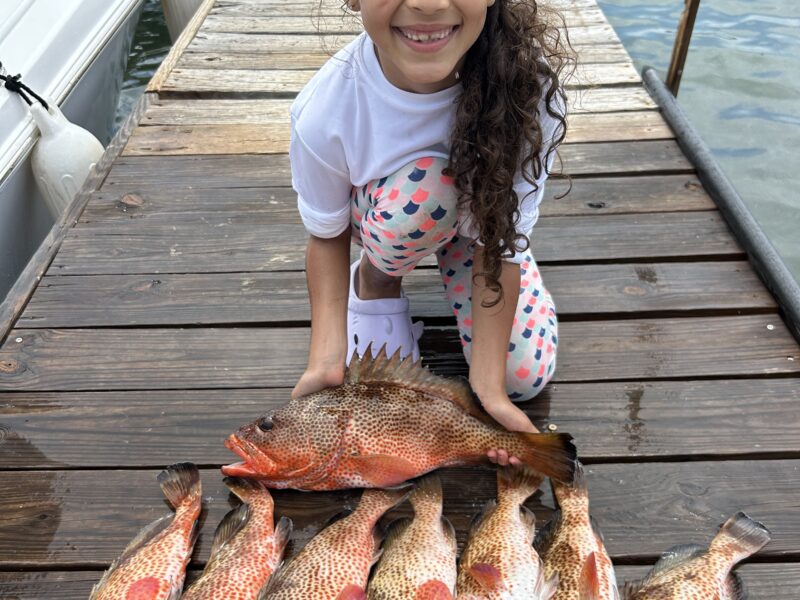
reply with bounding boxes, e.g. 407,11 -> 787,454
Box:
383,517 -> 413,550
345,345 -> 488,422
273,516 -> 294,557
208,503 -> 250,565
639,544 -> 706,587
533,509 -> 561,554
88,514 -> 173,599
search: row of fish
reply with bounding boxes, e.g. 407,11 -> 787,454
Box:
89,461 -> 770,599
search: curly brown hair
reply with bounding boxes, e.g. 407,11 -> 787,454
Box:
450,0 -> 575,306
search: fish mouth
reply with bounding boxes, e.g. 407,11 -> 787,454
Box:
222,433 -> 275,478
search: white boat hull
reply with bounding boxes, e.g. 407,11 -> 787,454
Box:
0,0 -> 145,302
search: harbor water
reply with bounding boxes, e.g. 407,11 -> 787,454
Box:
115,0 -> 799,280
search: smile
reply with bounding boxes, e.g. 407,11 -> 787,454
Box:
395,25 -> 457,42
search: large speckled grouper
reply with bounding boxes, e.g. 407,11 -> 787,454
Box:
181,478 -> 292,600
534,462 -> 619,600
90,463 -> 202,600
368,475 -> 457,599
223,347 -> 576,489
621,512 -> 770,600
259,486 -> 411,600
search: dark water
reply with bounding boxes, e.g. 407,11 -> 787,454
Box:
114,0 -> 799,280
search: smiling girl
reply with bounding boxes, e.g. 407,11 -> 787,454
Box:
290,0 -> 574,465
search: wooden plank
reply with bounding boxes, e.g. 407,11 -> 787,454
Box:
77,175 -> 714,228
158,63 -> 636,96
183,33 -> 630,61
99,140 -> 693,194
2,565 -> 798,600
50,212 -> 739,275
2,378 -> 798,469
201,12 -> 613,34
125,111 -> 670,156
1,316 -> 797,391
0,461 -> 797,567
19,262 -> 775,328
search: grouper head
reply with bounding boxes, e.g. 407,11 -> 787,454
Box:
222,394 -> 349,488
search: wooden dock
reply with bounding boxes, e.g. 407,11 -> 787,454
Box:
1,0 -> 799,596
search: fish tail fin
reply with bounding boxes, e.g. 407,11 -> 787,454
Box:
356,485 -> 414,523
497,466 -> 545,506
511,431 -> 577,484
410,475 -> 443,521
157,462 -> 202,512
224,476 -> 273,511
709,512 -> 771,563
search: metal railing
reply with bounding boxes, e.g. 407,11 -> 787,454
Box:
666,0 -> 701,96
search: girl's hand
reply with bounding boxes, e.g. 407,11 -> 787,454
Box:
292,359 -> 345,399
474,388 -> 539,467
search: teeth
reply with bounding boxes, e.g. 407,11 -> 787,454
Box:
399,27 -> 454,42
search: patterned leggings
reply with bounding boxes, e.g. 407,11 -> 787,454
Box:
350,157 -> 557,401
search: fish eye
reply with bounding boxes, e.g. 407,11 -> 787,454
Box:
257,417 -> 274,432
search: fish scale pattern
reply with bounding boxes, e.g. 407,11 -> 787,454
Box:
350,156 -> 557,401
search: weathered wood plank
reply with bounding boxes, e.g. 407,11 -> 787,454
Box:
5,565 -> 796,600
2,378 -> 798,469
50,211 -> 738,275
98,141 -> 693,196
1,316 -> 797,391
0,461 -> 797,567
183,33 -> 630,62
202,11 -> 612,34
77,175 -> 714,229
126,111 -> 670,155
159,63 -> 636,96
19,262 -> 775,328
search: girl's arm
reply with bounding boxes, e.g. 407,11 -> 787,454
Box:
291,229 -> 351,399
470,245 -> 539,465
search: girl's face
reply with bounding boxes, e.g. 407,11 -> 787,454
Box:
353,0 -> 495,94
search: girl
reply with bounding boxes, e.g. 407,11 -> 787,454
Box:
289,0 -> 574,465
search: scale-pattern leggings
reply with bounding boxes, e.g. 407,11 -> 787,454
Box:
350,157 -> 557,401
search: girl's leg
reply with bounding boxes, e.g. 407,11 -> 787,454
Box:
436,235 -> 558,401
351,156 -> 459,275
347,157 -> 459,360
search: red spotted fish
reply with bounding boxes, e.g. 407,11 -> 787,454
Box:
621,512 -> 770,600
90,462 -> 201,600
259,486 -> 412,600
181,478 -> 292,600
457,467 -> 558,599
534,462 -> 619,600
368,475 -> 457,599
223,347 -> 576,489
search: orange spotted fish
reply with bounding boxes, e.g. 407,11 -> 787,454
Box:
534,463 -> 619,600
368,476 -> 457,599
90,463 -> 201,600
259,486 -> 412,600
621,512 -> 770,600
457,467 -> 557,599
181,478 -> 292,600
223,347 -> 576,489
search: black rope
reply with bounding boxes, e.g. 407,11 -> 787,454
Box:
0,62 -> 49,110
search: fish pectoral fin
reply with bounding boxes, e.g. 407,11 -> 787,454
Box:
335,584 -> 367,600
345,454 -> 420,487
415,580 -> 454,600
579,552 -> 601,600
469,562 -> 506,592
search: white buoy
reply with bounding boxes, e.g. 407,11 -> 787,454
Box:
29,102 -> 105,219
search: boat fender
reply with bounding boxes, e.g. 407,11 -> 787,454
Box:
29,102 -> 105,218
